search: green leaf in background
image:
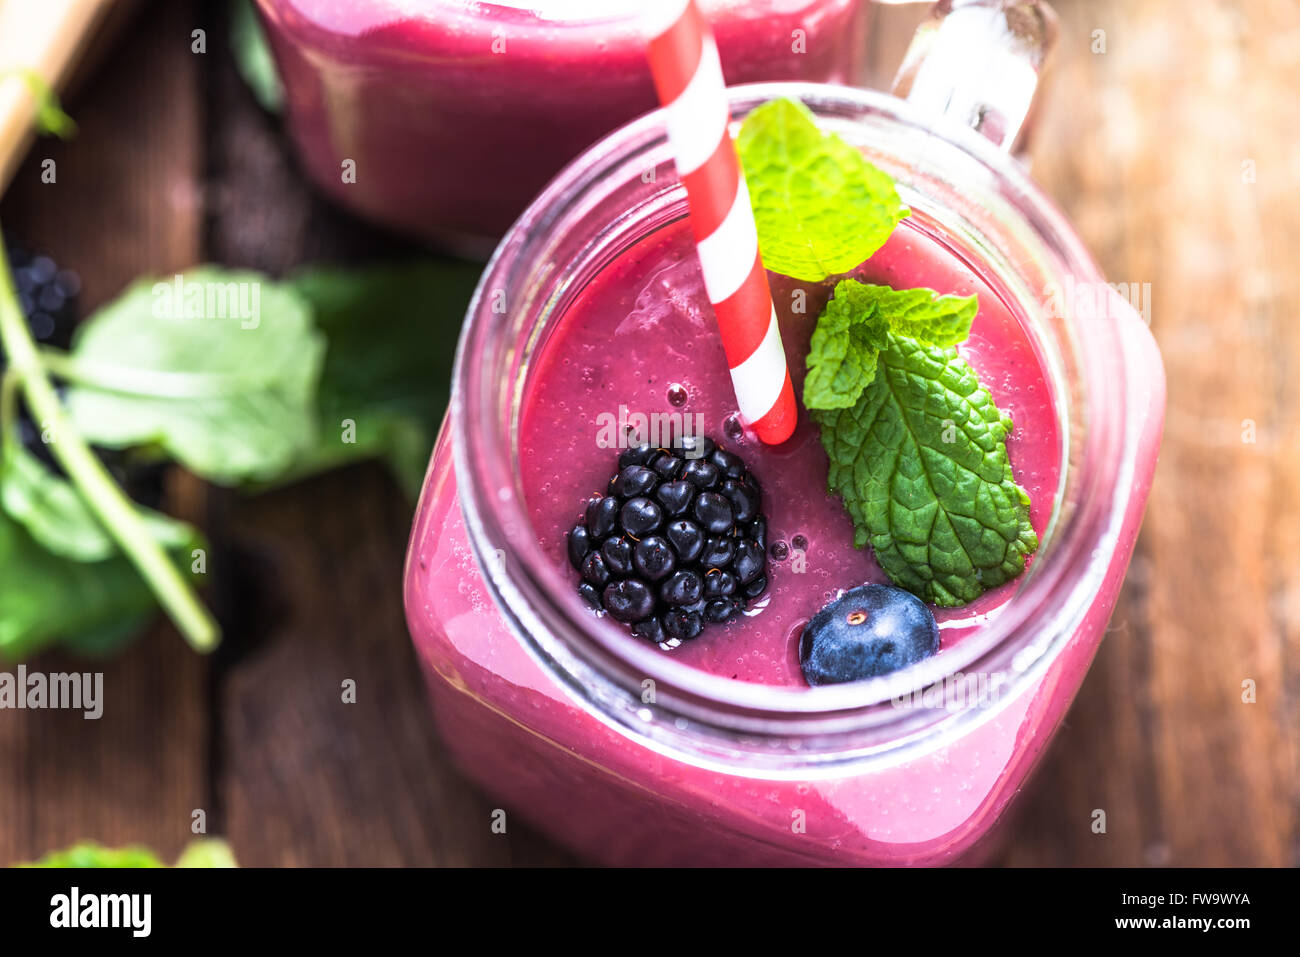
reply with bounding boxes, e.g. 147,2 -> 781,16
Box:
814,334 -> 1038,606
286,261 -> 480,498
0,68 -> 77,138
16,838 -> 237,868
174,839 -> 238,868
18,843 -> 164,868
0,494 -> 204,662
230,0 -> 284,113
62,268 -> 325,485
1,442 -> 197,562
737,97 -> 909,282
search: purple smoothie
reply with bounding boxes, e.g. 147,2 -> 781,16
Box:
405,205 -> 1164,864
519,220 -> 1061,686
255,0 -> 865,249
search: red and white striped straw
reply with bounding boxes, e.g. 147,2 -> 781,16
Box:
644,0 -> 797,446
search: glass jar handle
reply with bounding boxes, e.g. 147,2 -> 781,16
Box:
891,0 -> 1058,156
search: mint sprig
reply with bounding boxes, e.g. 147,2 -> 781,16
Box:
813,334 -> 1037,606
737,98 -> 1038,606
806,288 -> 1039,606
804,280 -> 977,409
737,97 -> 909,282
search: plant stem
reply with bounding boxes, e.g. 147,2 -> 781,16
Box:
0,231 -> 219,652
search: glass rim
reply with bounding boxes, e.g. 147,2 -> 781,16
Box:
451,82 -> 1141,753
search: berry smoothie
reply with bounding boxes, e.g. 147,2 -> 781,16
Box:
519,220 -> 1060,682
404,213 -> 1160,865
254,0 -> 865,250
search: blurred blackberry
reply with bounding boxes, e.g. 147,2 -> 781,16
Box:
566,435 -> 769,650
2,243 -> 80,466
0,244 -> 164,508
4,241 -> 81,351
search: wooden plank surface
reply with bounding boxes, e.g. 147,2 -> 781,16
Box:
1,0 -> 1296,867
1001,0 -> 1299,867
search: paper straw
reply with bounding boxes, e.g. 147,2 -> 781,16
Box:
644,0 -> 797,445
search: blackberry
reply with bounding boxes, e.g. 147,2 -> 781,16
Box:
1,243 -> 80,473
2,244 -> 170,511
566,437 -> 770,649
3,241 -> 80,350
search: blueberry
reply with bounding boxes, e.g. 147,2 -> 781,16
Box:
720,478 -> 759,524
581,550 -> 611,588
662,608 -> 703,640
682,459 -> 719,489
692,491 -> 734,534
799,584 -> 940,686
633,535 -> 676,582
601,536 -> 634,576
618,444 -> 656,468
742,576 -> 768,600
586,496 -> 619,538
603,579 -> 656,623
619,497 -> 663,536
655,480 -> 695,517
660,569 -> 702,606
702,569 -> 736,599
700,536 -> 735,569
567,524 -> 591,569
749,517 -> 767,551
665,520 -> 704,563
632,617 -> 665,643
732,539 -> 765,584
610,465 -> 658,498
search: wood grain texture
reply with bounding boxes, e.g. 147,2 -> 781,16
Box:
1,0 -> 1296,867
1001,0 -> 1299,867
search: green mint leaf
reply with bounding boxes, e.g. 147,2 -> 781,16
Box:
802,286 -> 890,410
231,0 -> 284,113
804,280 -> 979,410
814,333 -> 1038,606
285,261 -> 480,498
0,505 -> 198,661
737,97 -> 908,282
62,268 -> 325,485
862,284 -> 978,348
0,442 -> 196,562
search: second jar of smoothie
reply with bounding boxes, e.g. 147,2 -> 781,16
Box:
254,0 -> 866,252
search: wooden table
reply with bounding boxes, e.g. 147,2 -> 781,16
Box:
0,0 -> 1295,867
